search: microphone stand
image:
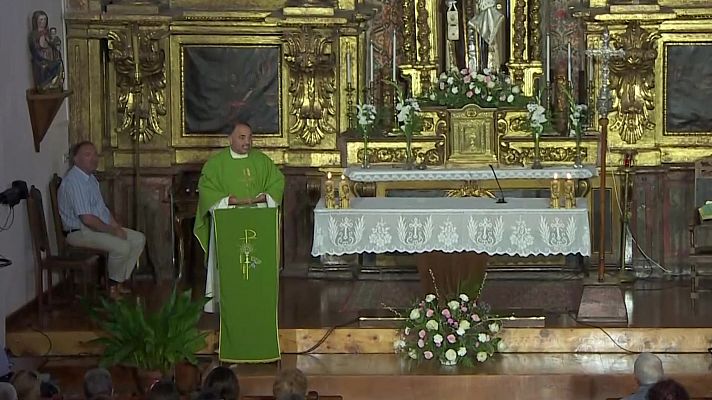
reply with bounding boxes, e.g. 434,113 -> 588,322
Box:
489,164 -> 507,204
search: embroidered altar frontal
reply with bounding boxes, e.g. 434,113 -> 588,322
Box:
214,208 -> 280,363
312,197 -> 591,257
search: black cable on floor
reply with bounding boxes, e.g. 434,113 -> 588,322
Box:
283,317 -> 360,355
566,312 -> 636,354
28,325 -> 53,359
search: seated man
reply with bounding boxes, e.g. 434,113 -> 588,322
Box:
193,121 -> 284,312
58,141 -> 145,297
623,352 -> 664,400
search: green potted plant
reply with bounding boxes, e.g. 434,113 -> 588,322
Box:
89,287 -> 208,392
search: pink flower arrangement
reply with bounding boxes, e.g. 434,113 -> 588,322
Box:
395,293 -> 504,366
425,67 -> 528,109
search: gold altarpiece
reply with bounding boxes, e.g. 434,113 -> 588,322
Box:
63,0 -> 712,275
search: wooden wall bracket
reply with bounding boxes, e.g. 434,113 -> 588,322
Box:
26,89 -> 72,152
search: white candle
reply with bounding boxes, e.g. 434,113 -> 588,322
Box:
588,54 -> 593,82
546,34 -> 551,83
567,43 -> 572,83
369,42 -> 374,84
346,51 -> 352,85
392,29 -> 397,81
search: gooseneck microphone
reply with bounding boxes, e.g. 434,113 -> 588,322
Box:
489,164 -> 507,204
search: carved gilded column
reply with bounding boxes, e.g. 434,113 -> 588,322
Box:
609,22 -> 658,145
283,27 -> 337,148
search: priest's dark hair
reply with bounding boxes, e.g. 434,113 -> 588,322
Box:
231,120 -> 252,133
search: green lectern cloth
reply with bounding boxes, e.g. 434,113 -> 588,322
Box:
213,207 -> 280,363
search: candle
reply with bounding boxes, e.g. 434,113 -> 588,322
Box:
550,173 -> 560,208
588,54 -> 594,82
567,43 -> 572,83
546,34 -> 551,83
339,174 -> 350,209
325,172 -> 335,208
392,29 -> 397,81
369,42 -> 374,84
346,51 -> 352,85
564,173 -> 575,208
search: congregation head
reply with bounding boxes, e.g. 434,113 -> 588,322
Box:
229,121 -> 253,155
10,370 -> 40,400
83,367 -> 113,400
147,381 -> 180,400
647,379 -> 690,400
203,366 -> 239,400
70,140 -> 99,174
272,368 -> 307,400
633,352 -> 663,385
0,382 -> 17,400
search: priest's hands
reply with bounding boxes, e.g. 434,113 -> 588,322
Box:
228,194 -> 267,206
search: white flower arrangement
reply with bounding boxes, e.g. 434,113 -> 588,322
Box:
395,97 -> 422,137
526,102 -> 548,138
395,292 -> 504,367
568,103 -> 588,138
355,103 -> 377,138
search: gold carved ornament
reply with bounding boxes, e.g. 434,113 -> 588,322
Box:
446,181 -> 495,198
528,0 -> 541,61
283,27 -> 337,146
107,27 -> 167,143
610,22 -> 659,144
499,142 -> 587,166
357,144 -> 444,167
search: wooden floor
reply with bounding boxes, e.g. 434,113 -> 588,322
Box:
6,274 -> 712,400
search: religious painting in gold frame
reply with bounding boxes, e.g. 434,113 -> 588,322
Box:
169,35 -> 288,149
662,41 -> 712,136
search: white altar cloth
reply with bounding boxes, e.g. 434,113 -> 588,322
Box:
312,197 -> 591,257
344,166 -> 596,183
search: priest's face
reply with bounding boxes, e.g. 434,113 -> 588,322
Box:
230,124 -> 252,154
73,142 -> 99,174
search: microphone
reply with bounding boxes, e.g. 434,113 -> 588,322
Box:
489,164 -> 507,204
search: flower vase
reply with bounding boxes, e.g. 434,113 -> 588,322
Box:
573,131 -> 583,168
404,134 -> 414,170
531,133 -> 543,169
440,359 -> 457,366
361,136 -> 370,169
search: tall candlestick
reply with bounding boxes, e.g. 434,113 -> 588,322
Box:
339,174 -> 350,209
546,34 -> 551,83
550,173 -> 561,209
346,51 -> 352,85
369,42 -> 374,84
567,43 -> 572,83
392,29 -> 397,81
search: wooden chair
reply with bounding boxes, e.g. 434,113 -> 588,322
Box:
26,186 -> 100,318
689,157 -> 712,299
49,173 -> 110,293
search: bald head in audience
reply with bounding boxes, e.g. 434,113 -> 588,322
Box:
634,352 -> 664,385
623,352 -> 665,400
273,369 -> 307,400
0,383 -> 17,400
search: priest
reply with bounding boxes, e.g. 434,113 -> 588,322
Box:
193,121 -> 285,313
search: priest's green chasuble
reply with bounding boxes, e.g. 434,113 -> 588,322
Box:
213,207 -> 280,363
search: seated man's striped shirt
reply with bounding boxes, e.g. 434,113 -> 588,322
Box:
58,166 -> 112,231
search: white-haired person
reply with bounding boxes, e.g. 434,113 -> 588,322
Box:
623,352 -> 664,400
0,382 -> 17,400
